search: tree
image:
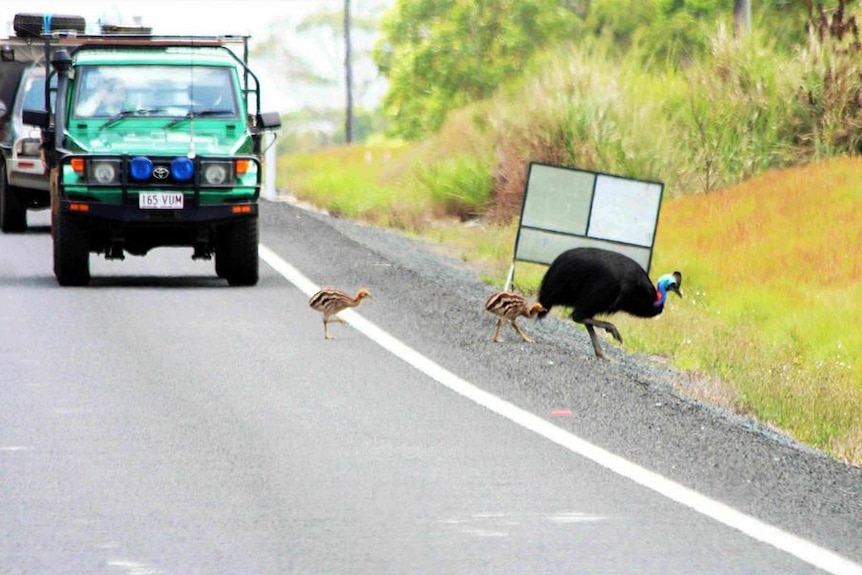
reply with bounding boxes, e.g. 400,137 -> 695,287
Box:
251,1 -> 389,141
373,0 -> 580,139
344,0 -> 355,143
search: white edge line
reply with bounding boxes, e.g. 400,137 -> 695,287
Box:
259,243 -> 862,575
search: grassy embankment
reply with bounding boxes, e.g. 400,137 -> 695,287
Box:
275,26 -> 862,464
277,146 -> 862,466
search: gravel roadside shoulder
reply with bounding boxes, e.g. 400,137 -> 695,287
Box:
261,197 -> 862,562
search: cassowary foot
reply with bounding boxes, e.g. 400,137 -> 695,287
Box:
584,319 -> 623,344
605,326 -> 623,343
583,324 -> 608,359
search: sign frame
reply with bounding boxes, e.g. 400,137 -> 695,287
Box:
505,161 -> 664,290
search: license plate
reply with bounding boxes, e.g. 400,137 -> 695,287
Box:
139,192 -> 184,209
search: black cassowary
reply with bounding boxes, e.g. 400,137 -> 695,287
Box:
537,247 -> 682,359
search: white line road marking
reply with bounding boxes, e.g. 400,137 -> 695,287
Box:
259,243 -> 862,575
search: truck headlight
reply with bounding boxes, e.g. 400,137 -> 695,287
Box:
89,160 -> 121,185
202,161 -> 233,186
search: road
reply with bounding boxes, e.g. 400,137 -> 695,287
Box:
1,202 -> 861,574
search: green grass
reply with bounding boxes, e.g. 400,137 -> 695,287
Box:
272,5 -> 862,466
621,157 -> 862,464
274,148 -> 862,466
276,144 -> 432,230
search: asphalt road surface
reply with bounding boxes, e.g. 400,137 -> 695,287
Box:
1,202 -> 860,575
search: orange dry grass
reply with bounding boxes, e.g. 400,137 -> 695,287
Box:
640,157 -> 862,463
663,157 -> 861,289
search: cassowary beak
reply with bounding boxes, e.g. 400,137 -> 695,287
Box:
672,271 -> 683,297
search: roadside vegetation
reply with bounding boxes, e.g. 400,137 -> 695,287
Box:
275,1 -> 862,465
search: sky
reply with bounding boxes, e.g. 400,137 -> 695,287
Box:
1,0 -> 392,113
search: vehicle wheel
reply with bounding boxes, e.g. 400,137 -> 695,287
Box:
53,210 -> 90,286
0,162 -> 27,233
223,216 -> 259,287
214,233 -> 229,279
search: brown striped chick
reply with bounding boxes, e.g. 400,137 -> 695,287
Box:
484,291 -> 545,343
308,287 -> 371,339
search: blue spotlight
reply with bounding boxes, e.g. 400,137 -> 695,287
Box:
171,157 -> 194,182
129,156 -> 153,180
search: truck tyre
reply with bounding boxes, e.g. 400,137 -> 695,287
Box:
0,162 -> 27,233
53,210 -> 90,286
214,234 -> 229,279
224,216 -> 259,286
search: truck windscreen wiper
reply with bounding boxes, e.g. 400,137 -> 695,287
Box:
165,109 -> 235,129
98,108 -> 167,131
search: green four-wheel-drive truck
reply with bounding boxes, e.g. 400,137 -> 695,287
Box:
25,32 -> 280,286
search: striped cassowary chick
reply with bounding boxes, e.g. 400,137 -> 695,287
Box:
308,287 -> 371,339
537,247 -> 682,359
484,291 -> 545,343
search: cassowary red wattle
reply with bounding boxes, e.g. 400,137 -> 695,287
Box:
537,247 -> 682,359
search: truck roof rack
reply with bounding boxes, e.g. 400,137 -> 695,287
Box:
46,34 -> 250,48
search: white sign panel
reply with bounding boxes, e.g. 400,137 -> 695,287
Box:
587,174 -> 663,248
514,162 -> 663,273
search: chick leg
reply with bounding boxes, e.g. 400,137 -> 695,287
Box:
492,319 -> 504,342
323,317 -> 334,340
510,319 -> 534,343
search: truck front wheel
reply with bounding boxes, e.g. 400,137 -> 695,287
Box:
53,210 -> 91,286
222,217 -> 259,287
0,162 -> 27,233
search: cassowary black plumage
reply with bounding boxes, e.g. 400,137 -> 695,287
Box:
537,247 -> 682,359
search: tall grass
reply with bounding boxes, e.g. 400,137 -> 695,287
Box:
620,158 -> 862,464
276,144 -> 434,230
414,156 -> 494,221
274,11 -> 862,464
275,144 -> 862,465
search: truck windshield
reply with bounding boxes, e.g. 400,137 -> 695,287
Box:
73,65 -> 239,119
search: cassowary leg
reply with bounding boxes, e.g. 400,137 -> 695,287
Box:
322,317 -> 334,340
582,323 -> 607,359
510,319 -> 534,343
583,318 -> 623,343
492,319 -> 504,343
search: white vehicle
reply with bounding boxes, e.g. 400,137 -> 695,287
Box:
1,13 -> 84,232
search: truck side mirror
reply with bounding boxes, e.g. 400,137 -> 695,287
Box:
23,109 -> 49,128
256,111 -> 281,130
